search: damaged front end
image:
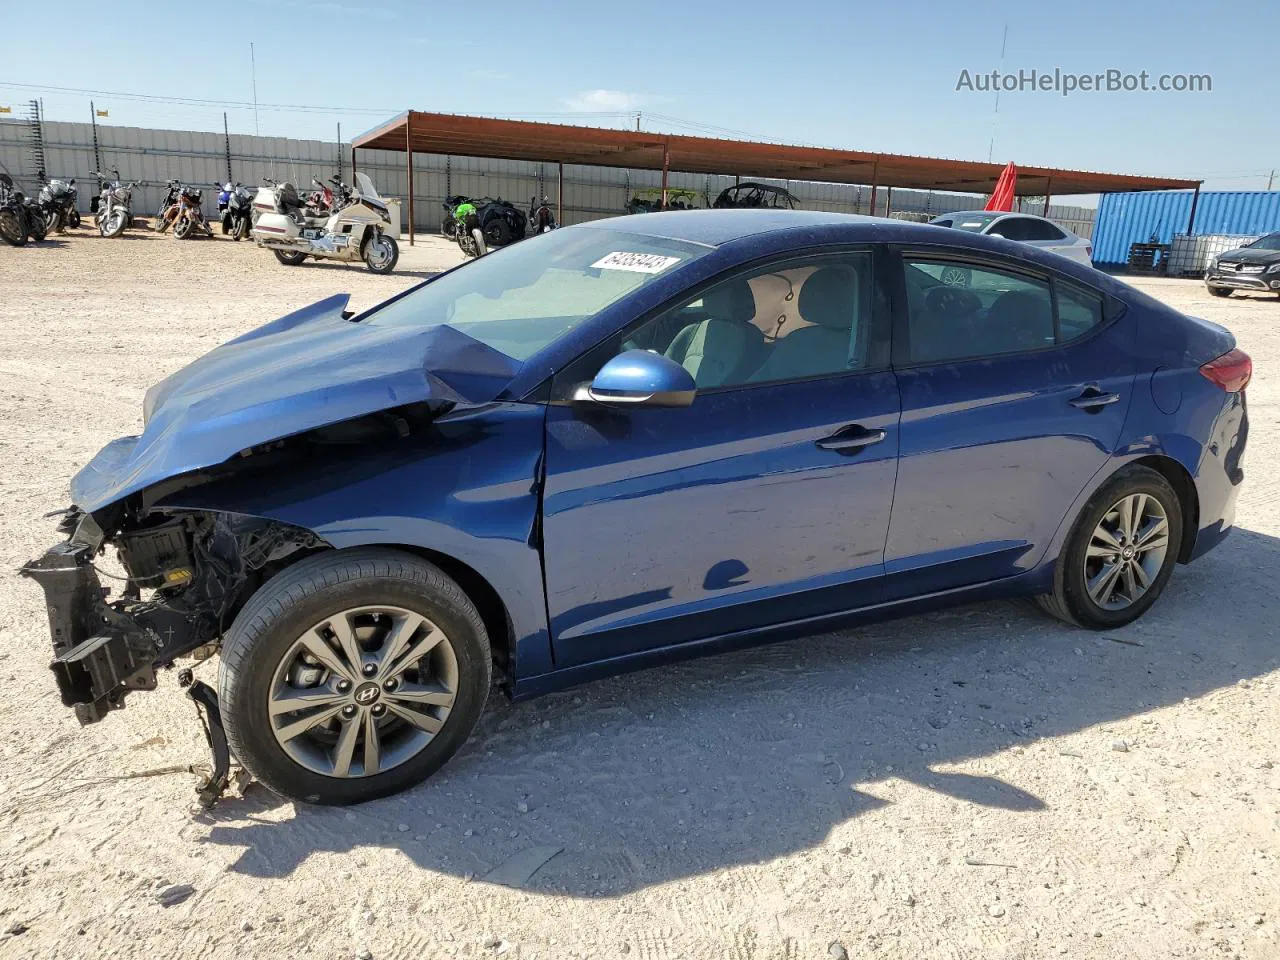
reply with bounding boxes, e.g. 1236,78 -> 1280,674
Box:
21,508 -> 324,725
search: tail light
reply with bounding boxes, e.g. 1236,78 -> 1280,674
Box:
1200,348 -> 1252,393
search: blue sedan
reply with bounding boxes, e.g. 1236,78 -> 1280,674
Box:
22,210 -> 1250,805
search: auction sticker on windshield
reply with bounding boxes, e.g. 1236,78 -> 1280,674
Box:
591,252 -> 682,273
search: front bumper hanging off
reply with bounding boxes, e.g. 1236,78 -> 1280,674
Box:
20,542 -> 160,724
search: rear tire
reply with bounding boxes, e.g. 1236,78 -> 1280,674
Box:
1035,465 -> 1182,629
1208,287 -> 1233,298
273,249 -> 307,266
218,548 -> 491,805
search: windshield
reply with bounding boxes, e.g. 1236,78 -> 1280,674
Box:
364,227 -> 712,360
354,172 -> 378,198
1246,234 -> 1280,251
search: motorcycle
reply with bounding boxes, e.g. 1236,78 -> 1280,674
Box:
251,172 -> 399,273
218,182 -> 254,240
0,174 -> 45,245
171,184 -> 212,239
440,194 -> 470,240
38,177 -> 79,233
452,198 -> 485,259
91,169 -> 137,238
529,194 -> 556,234
154,179 -> 182,233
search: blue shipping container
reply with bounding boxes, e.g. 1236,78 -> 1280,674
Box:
1092,190 -> 1280,266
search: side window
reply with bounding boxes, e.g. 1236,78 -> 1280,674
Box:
986,217 -> 1026,240
903,259 -> 1054,363
1022,219 -> 1068,241
1058,282 -> 1104,342
617,253 -> 877,390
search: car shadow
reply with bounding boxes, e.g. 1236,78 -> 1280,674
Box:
201,525 -> 1280,897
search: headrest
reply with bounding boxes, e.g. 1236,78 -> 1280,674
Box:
798,266 -> 860,329
702,278 -> 756,324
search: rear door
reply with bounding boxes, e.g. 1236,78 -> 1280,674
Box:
883,250 -> 1134,597
540,250 -> 900,667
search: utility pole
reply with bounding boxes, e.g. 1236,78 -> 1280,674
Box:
1268,169 -> 1275,191
987,23 -> 1008,163
635,111 -> 641,132
90,100 -> 102,175
336,122 -> 342,180
223,112 -> 233,183
250,42 -> 260,136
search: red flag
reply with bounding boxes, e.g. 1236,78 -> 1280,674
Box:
984,162 -> 1017,212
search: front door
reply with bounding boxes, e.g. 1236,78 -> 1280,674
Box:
884,252 -> 1134,597
540,251 -> 901,667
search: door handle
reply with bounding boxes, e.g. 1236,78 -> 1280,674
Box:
816,425 -> 887,453
1068,389 -> 1120,411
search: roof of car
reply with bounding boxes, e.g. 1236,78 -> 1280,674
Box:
936,209 -> 1054,221
578,209 -> 910,246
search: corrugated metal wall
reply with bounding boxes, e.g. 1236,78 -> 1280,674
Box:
1092,190 -> 1280,266
1,118 -> 1095,237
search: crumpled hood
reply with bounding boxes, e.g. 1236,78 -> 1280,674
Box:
71,294 -> 522,512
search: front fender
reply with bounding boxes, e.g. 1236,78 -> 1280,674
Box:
158,402 -> 553,678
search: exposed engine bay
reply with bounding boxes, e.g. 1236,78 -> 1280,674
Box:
21,508 -> 325,725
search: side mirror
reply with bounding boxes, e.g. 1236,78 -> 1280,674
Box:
586,349 -> 696,408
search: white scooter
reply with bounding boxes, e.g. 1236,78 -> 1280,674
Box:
251,172 -> 399,274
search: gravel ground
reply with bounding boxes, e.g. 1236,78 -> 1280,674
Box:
0,231 -> 1277,960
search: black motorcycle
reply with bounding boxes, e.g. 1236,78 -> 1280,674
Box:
0,174 -> 45,245
219,182 -> 254,240
38,177 -> 79,233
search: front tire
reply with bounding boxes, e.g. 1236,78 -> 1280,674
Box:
219,548 -> 491,805
100,209 -> 127,238
1036,465 -> 1182,629
273,249 -> 307,266
0,211 -> 27,246
362,233 -> 399,274
1208,286 -> 1233,298
173,216 -> 193,240
67,209 -> 80,230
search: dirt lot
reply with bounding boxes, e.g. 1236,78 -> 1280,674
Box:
0,230 -> 1277,960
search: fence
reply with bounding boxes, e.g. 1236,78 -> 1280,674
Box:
0,117 -> 1096,236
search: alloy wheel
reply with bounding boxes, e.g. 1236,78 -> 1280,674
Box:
267,605 -> 458,779
1083,493 -> 1171,611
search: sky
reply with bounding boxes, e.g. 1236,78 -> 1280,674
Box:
1,0 -> 1276,202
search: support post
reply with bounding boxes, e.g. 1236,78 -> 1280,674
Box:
557,161 -> 564,225
884,186 -> 893,219
1041,177 -> 1052,217
661,143 -> 670,209
336,122 -> 342,183
868,161 -> 878,217
1186,183 -> 1202,235
350,146 -> 357,178
405,118 -> 415,246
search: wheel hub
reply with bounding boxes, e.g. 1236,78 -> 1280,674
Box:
266,605 -> 459,779
1083,493 -> 1171,611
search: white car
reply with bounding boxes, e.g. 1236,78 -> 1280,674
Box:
929,210 -> 1094,267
